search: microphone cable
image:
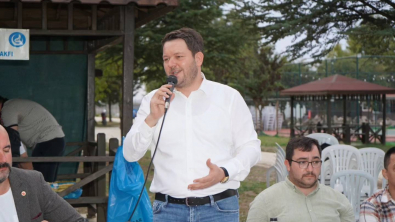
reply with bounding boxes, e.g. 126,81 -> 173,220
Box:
128,76 -> 177,222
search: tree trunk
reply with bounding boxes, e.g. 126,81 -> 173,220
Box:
109,99 -> 112,122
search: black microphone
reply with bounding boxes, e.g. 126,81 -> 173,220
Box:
165,75 -> 178,109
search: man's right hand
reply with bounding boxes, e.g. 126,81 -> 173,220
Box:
145,84 -> 174,127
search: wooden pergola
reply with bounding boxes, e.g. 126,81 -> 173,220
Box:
0,1 -> 178,221
281,74 -> 395,144
0,0 -> 178,138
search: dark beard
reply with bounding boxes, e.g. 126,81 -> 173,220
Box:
0,162 -> 11,184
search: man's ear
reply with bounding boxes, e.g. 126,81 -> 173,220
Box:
285,159 -> 291,172
194,52 -> 204,67
383,169 -> 388,180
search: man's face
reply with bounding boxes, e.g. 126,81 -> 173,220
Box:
383,154 -> 395,188
163,39 -> 202,89
285,145 -> 321,189
0,127 -> 11,184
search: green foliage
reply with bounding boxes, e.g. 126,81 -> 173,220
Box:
95,52 -> 140,108
233,45 -> 287,131
97,0 -> 262,93
249,0 -> 395,60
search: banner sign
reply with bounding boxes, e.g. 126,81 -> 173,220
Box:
0,29 -> 29,60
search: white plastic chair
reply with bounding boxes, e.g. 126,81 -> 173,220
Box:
306,133 -> 339,146
359,148 -> 385,190
266,143 -> 288,187
321,145 -> 362,185
330,170 -> 375,221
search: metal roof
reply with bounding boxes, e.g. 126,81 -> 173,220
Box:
281,74 -> 395,96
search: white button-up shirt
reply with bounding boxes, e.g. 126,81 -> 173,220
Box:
123,74 -> 261,198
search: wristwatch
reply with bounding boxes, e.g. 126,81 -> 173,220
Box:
220,167 -> 229,183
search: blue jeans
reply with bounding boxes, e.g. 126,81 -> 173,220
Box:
153,194 -> 239,222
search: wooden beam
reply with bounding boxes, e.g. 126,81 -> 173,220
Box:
30,30 -> 123,36
97,133 -> 106,222
135,6 -> 175,28
58,164 -> 113,197
57,173 -> 91,179
66,197 -> 108,205
12,156 -> 114,162
88,36 -> 122,54
122,4 -> 135,136
343,95 -> 346,126
327,95 -> 332,134
291,96 -> 294,137
87,54 -> 96,142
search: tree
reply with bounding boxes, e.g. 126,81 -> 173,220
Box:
98,0 -> 258,92
248,0 -> 395,60
95,53 -> 140,122
233,45 -> 287,133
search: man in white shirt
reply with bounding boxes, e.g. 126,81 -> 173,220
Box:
123,28 -> 261,222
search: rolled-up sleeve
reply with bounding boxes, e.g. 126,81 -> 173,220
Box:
123,91 -> 156,162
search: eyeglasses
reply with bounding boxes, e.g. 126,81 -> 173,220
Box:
289,160 -> 322,169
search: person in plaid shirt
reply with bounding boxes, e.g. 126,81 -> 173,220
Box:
360,147 -> 395,222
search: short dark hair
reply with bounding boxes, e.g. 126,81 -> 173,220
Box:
162,28 -> 204,56
384,147 -> 395,169
286,137 -> 321,163
0,96 -> 7,105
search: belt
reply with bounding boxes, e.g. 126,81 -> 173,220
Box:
155,189 -> 237,206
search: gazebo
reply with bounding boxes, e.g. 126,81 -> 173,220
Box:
281,74 -> 395,144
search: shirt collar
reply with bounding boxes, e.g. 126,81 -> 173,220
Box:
173,72 -> 209,96
198,72 -> 210,95
285,176 -> 320,196
380,185 -> 392,203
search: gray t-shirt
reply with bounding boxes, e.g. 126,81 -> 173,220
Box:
2,99 -> 64,148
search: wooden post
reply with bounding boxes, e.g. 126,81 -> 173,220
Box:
42,1 -> 47,30
68,2 -> 73,30
87,54 -> 95,142
290,97 -> 295,137
108,138 -> 119,190
97,133 -> 106,222
362,123 -> 369,144
17,1 -> 22,28
83,141 -> 97,219
343,95 -> 347,126
122,4 -> 135,136
344,125 -> 351,145
382,94 -> 386,144
327,95 -> 332,134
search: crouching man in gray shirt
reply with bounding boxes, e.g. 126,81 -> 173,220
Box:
247,137 -> 354,222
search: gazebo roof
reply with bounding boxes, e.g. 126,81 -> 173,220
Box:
281,74 -> 395,96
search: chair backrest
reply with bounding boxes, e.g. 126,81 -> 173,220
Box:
359,148 -> 385,189
330,170 -> 375,220
275,143 -> 286,159
266,144 -> 288,187
306,133 -> 339,146
321,145 -> 362,185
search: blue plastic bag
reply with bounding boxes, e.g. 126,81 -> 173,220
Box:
107,143 -> 153,222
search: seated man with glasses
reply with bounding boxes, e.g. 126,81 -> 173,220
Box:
247,137 -> 354,222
